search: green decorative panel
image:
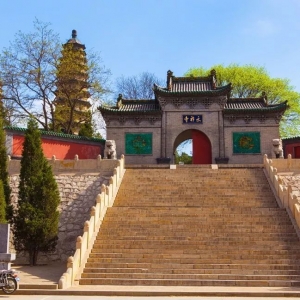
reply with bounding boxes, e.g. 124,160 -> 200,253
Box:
125,133 -> 152,155
233,132 -> 261,154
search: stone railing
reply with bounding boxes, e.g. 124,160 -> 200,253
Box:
8,154 -> 120,175
58,155 -> 125,289
264,154 -> 300,228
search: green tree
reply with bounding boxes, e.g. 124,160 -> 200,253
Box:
12,118 -> 60,265
0,21 -> 110,134
0,101 -> 11,220
78,112 -> 94,138
0,180 -> 6,223
186,64 -> 300,138
0,19 -> 61,129
174,151 -> 192,164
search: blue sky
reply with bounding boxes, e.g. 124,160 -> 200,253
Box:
1,0 -> 300,98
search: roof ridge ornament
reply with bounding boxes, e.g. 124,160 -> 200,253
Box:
262,91 -> 268,105
210,69 -> 217,89
117,94 -> 123,108
167,70 -> 173,91
72,29 -> 77,39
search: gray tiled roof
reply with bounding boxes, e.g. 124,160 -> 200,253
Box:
224,99 -> 288,113
5,126 -> 105,143
99,100 -> 161,114
153,83 -> 231,95
118,100 -> 159,112
171,81 -> 212,92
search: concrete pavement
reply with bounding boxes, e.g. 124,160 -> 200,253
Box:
11,263 -> 300,297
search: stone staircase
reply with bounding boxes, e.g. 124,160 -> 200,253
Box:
79,167 -> 300,287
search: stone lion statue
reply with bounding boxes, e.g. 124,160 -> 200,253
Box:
272,138 -> 283,159
104,140 -> 117,159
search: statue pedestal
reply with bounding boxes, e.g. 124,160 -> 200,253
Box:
0,224 -> 15,269
215,157 -> 229,164
156,157 -> 171,164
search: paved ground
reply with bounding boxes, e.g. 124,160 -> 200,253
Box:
10,263 -> 300,297
13,262 -> 66,284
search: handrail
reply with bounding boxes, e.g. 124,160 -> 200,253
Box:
58,155 -> 126,289
264,154 -> 300,228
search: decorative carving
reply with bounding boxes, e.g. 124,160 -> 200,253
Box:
187,98 -> 197,108
118,116 -> 126,125
272,138 -> 283,158
134,117 -> 141,125
228,115 -> 236,124
104,140 -> 117,159
244,115 -> 252,124
258,115 -> 266,123
217,97 -> 227,109
203,97 -> 212,109
148,117 -> 158,125
275,114 -> 283,124
159,98 -> 166,107
172,98 -> 184,108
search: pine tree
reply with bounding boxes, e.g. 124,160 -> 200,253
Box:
12,118 -> 60,265
0,97 -> 11,221
0,180 -> 6,223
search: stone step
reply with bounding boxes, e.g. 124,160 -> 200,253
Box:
80,272 -> 300,281
86,257 -> 300,265
98,228 -> 296,234
96,233 -> 299,240
84,262 -> 300,271
78,278 -> 300,287
81,167 -> 300,288
102,218 -> 292,224
83,267 -> 300,275
93,240 -> 300,248
105,207 -> 285,213
88,250 -> 300,258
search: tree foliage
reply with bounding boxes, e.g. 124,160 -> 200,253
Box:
12,118 -> 60,265
174,151 -> 192,164
0,19 -> 61,129
0,101 -> 11,221
186,64 -> 300,138
115,72 -> 164,99
0,180 -> 6,223
0,20 -> 110,135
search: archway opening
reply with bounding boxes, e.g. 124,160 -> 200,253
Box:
173,129 -> 212,164
175,139 -> 192,164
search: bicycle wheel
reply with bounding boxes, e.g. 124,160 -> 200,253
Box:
2,277 -> 17,294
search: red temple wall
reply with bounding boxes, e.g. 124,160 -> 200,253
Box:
12,135 -> 102,159
285,143 -> 300,159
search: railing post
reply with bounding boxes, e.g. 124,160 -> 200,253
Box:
90,206 -> 96,231
67,256 -> 74,282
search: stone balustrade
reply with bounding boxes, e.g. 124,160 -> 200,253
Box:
264,154 -> 300,228
58,155 -> 125,289
8,154 -> 121,175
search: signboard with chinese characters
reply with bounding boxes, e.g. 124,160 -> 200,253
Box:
125,133 -> 152,155
182,115 -> 203,124
233,132 -> 261,154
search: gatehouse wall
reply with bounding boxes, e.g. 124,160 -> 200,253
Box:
224,124 -> 280,164
106,120 -> 161,165
163,105 -> 220,163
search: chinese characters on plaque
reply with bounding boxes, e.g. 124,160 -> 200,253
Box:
182,115 -> 203,124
